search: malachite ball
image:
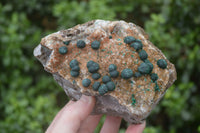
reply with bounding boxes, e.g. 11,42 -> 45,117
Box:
92,73 -> 101,80
77,40 -> 86,48
106,81 -> 115,91
109,36 -> 112,39
139,50 -> 148,61
151,73 -> 158,82
130,41 -> 143,51
124,36 -> 135,44
121,68 -> 133,79
70,59 -> 79,68
59,46 -> 68,55
70,70 -> 79,77
71,65 -> 80,71
138,63 -> 151,74
91,40 -> 100,50
98,84 -> 108,95
92,81 -> 101,91
82,78 -> 91,87
102,75 -> 111,83
144,60 -> 154,73
134,72 -> 142,78
109,70 -> 119,78
87,61 -> 100,73
87,60 -> 95,68
146,63 -> 153,72
63,40 -> 70,45
108,64 -> 117,72
157,59 -> 167,69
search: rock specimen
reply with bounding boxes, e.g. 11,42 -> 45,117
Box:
33,20 -> 177,124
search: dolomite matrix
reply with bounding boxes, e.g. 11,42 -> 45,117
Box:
33,20 -> 177,123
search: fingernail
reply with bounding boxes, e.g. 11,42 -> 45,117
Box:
80,95 -> 92,104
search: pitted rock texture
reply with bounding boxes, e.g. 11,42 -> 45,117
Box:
33,20 -> 176,123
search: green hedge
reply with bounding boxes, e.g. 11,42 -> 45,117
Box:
0,0 -> 200,132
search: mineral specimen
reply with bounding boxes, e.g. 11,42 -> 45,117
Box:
92,73 -> 101,80
92,81 -> 101,91
98,84 -> 109,96
157,59 -> 168,69
82,78 -> 91,87
33,20 -> 177,124
91,40 -> 101,50
130,41 -> 143,51
58,46 -> 68,54
121,68 -> 134,79
106,81 -> 115,91
102,75 -> 111,83
77,40 -> 86,48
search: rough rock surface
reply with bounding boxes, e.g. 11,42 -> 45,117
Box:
33,20 -> 177,124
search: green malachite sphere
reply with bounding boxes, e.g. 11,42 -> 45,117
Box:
59,46 -> 68,54
92,73 -> 101,80
151,73 -> 158,82
92,81 -> 101,91
87,61 -> 100,73
121,68 -> 133,79
77,40 -> 86,48
98,84 -> 108,95
108,64 -> 117,72
144,60 -> 153,72
70,59 -> 79,68
109,36 -> 112,39
157,59 -> 167,69
109,70 -> 119,78
147,63 -> 153,73
70,70 -> 79,77
91,40 -> 100,50
130,41 -> 143,51
124,36 -> 135,44
71,65 -> 80,71
106,81 -> 115,91
138,63 -> 151,74
139,50 -> 148,61
87,60 -> 94,68
102,75 -> 111,83
82,78 -> 91,87
108,64 -> 118,78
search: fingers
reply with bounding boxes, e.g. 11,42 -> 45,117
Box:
78,114 -> 102,133
125,121 -> 146,133
100,116 -> 122,133
51,101 -> 75,124
46,95 -> 95,133
46,100 -> 74,132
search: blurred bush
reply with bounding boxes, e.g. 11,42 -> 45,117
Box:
0,0 -> 199,133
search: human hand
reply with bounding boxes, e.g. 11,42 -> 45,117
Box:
46,95 -> 145,133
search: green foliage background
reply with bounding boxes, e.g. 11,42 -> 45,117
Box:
0,0 -> 200,132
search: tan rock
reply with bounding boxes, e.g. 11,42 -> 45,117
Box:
34,20 -> 176,123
